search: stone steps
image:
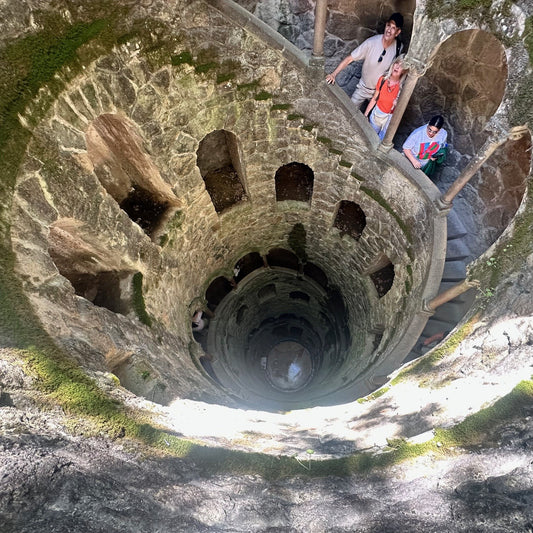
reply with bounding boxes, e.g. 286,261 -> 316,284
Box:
402,210 -> 476,364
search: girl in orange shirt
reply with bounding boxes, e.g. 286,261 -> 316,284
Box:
364,56 -> 408,140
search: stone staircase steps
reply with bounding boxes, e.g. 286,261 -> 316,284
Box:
444,239 -> 471,261
442,259 -> 467,281
447,213 -> 468,241
402,210 -> 476,364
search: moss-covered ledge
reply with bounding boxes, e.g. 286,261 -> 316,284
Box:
5,331 -> 529,480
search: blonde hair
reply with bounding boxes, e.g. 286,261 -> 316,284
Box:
384,54 -> 409,81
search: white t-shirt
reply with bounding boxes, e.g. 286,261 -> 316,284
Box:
350,34 -> 399,91
402,125 -> 448,167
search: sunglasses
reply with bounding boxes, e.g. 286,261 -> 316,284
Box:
378,49 -> 386,63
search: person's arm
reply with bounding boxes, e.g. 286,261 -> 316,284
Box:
364,88 -> 379,117
325,55 -> 355,85
403,148 -> 422,169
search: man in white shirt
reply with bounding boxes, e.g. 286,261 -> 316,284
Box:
325,13 -> 403,108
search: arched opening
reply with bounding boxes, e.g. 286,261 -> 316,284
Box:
196,129 -> 247,213
333,200 -> 367,240
303,262 -> 328,290
48,218 -> 135,315
289,291 -> 310,302
367,254 -> 395,298
275,162 -> 314,203
205,276 -> 234,312
258,283 -> 277,302
266,248 -> 300,270
86,114 -> 180,240
398,30 -> 507,157
233,252 -> 264,283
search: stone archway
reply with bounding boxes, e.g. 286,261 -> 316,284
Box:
275,162 -> 314,203
399,29 -> 507,156
333,200 -> 367,241
467,132 -> 531,253
196,129 -> 248,214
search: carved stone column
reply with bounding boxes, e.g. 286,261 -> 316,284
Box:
309,0 -> 327,71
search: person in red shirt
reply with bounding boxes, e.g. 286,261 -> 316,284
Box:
364,56 -> 408,140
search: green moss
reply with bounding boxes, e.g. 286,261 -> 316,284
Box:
170,50 -> 193,65
0,17 -> 110,158
270,103 -> 291,111
302,123 -> 317,132
254,90 -> 273,101
329,148 -> 343,155
195,62 -> 217,74
470,183 -> 533,296
525,17 -> 533,65
360,186 -> 413,244
237,80 -> 261,91
216,72 -> 235,84
435,379 -> 533,447
316,136 -> 332,146
339,160 -> 352,168
351,171 -> 365,181
132,273 -> 153,327
404,278 -> 412,294
357,386 -> 390,403
160,210 -> 185,247
391,315 -> 478,384
427,0 -> 496,20
16,336 -> 533,479
288,223 -> 308,263
287,113 -> 305,121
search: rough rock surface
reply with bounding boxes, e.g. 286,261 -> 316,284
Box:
1,392 -> 532,533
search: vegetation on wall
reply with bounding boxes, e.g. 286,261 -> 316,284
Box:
132,272 -> 153,327
288,223 -> 308,263
360,186 -> 413,245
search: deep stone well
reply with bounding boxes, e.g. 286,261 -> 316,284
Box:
0,0 -> 532,531
8,0 -> 447,408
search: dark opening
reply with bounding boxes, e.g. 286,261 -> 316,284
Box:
289,327 -> 303,340
258,283 -> 276,302
197,130 -> 247,213
334,200 -> 367,240
86,114 -> 178,239
48,220 -> 134,315
370,262 -> 395,298
120,185 -> 169,236
303,262 -> 328,290
266,248 -> 300,270
275,162 -> 314,203
206,276 -> 234,311
289,291 -> 310,302
236,304 -> 248,325
63,271 -> 132,315
234,252 -> 264,282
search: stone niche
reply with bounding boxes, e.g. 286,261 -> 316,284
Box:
86,113 -> 182,241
